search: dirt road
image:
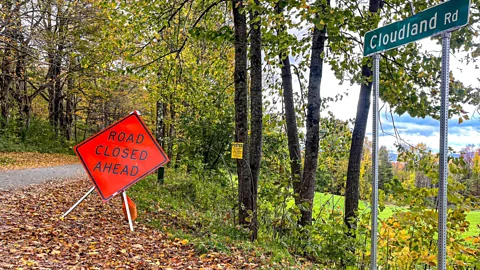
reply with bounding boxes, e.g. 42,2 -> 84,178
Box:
0,164 -> 85,190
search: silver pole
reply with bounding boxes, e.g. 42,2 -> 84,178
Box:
61,186 -> 95,218
122,191 -> 134,232
370,53 -> 380,270
438,30 -> 450,270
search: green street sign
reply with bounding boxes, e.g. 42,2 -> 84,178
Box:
363,0 -> 470,56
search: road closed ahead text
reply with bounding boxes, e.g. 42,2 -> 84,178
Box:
75,113 -> 169,201
92,132 -> 148,176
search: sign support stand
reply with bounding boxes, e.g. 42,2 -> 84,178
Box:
61,186 -> 96,218
123,191 -> 134,232
370,53 -> 380,270
438,30 -> 451,270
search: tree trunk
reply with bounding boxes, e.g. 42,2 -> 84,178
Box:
232,0 -> 252,231
64,85 -> 74,140
276,3 -> 302,211
54,63 -> 64,134
277,2 -> 327,226
167,102 -> 175,167
248,0 -> 262,241
156,100 -> 165,184
156,100 -> 165,148
344,0 -> 382,232
0,47 -> 13,127
15,47 -> 30,131
344,65 -> 373,231
300,14 -> 327,226
0,1 -> 14,128
47,46 -> 63,133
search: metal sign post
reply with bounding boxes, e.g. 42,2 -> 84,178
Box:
370,53 -> 380,270
438,30 -> 451,270
122,191 -> 134,232
61,186 -> 96,218
363,1 -> 470,268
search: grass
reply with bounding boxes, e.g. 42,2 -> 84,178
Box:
127,174 -> 310,268
127,172 -> 479,268
311,192 -> 480,237
466,211 -> 480,237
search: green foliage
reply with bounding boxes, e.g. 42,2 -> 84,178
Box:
326,0 -> 479,119
378,146 -> 394,193
316,113 -> 352,194
381,143 -> 480,268
0,117 -> 72,154
273,207 -> 367,268
128,172 -> 306,265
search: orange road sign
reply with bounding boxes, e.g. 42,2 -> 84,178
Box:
75,111 -> 169,201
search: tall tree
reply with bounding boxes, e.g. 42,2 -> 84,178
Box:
0,0 -> 15,127
275,0 -> 328,226
274,2 -> 302,221
248,0 -> 263,240
344,0 -> 382,232
232,0 -> 253,233
299,2 -> 328,225
232,0 -> 263,240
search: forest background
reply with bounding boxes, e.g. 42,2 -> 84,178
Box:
1,0 -> 480,268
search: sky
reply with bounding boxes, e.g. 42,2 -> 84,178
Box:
281,3 -> 479,155
318,39 -> 479,154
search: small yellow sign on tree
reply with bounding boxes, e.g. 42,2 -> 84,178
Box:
231,142 -> 243,159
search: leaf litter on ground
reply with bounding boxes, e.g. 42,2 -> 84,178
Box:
0,178 -> 264,269
0,152 -> 79,172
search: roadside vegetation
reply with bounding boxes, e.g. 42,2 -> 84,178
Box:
1,0 -> 479,268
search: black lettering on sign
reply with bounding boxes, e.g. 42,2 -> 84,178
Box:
107,132 -> 144,144
108,131 -> 116,141
120,165 -> 129,175
126,134 -> 134,143
95,145 -> 103,155
103,162 -> 113,173
139,150 -> 148,160
121,149 -> 129,158
112,147 -> 120,157
118,132 -> 126,141
93,161 -> 101,171
103,146 -> 110,157
131,166 -> 139,176
131,149 -> 138,160
136,134 -> 144,144
112,163 -> 121,174
92,161 -> 140,176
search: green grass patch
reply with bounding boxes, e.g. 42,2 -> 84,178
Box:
465,210 -> 480,237
311,192 -> 480,237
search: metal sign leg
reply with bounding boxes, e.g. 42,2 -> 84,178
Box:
370,53 -> 380,270
61,186 -> 96,218
122,191 -> 134,232
438,31 -> 451,270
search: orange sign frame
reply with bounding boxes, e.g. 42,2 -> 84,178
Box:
75,112 -> 169,201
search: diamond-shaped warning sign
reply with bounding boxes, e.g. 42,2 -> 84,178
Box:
75,111 -> 169,201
